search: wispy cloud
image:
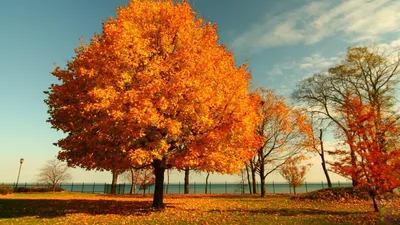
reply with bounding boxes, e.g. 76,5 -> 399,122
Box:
268,53 -> 340,78
266,36 -> 400,97
299,54 -> 339,72
378,38 -> 400,54
232,0 -> 400,53
269,38 -> 400,79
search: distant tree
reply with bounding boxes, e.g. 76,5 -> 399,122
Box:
38,159 -> 71,192
255,88 -> 312,197
165,169 -> 171,194
122,167 -> 155,195
122,168 -> 138,194
236,167 -> 249,194
331,95 -> 400,212
137,169 -> 155,196
280,157 -> 311,194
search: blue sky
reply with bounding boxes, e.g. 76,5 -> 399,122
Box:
1,0 -> 399,184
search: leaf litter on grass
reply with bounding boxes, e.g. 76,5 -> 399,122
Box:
0,193 -> 399,224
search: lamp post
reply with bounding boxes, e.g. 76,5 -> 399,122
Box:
15,158 -> 24,188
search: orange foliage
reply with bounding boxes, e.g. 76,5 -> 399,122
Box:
253,88 -> 312,196
45,0 -> 260,207
256,89 -> 313,152
280,157 -> 311,194
331,94 -> 400,211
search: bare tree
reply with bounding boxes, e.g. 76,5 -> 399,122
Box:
292,46 -> 400,186
122,168 -> 138,194
314,129 -> 332,188
137,169 -> 155,196
38,159 -> 71,191
121,167 -> 155,195
302,112 -> 333,188
236,167 -> 248,194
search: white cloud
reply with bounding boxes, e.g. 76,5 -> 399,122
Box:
302,54 -> 339,71
378,38 -> 400,52
389,40 -> 400,48
232,0 -> 400,53
268,53 -> 340,78
300,63 -> 313,69
368,38 -> 400,63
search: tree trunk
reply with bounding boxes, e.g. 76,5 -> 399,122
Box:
293,186 -> 296,195
152,159 -> 165,209
130,168 -> 135,195
241,170 -> 246,194
260,173 -> 266,197
350,145 -> 359,187
184,168 -> 190,194
319,130 -> 332,188
321,161 -> 332,188
370,191 -> 379,212
166,169 -> 170,194
52,184 -> 56,192
259,152 -> 266,197
245,164 -> 252,194
130,184 -> 136,195
111,171 -> 118,194
205,173 -> 210,194
250,159 -> 258,194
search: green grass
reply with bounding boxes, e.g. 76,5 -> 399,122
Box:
0,192 -> 399,224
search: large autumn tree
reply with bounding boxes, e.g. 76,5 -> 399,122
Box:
45,0 -> 260,208
332,95 -> 400,212
292,46 -> 400,186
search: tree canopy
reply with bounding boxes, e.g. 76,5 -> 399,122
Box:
45,0 -> 260,208
252,88 -> 312,197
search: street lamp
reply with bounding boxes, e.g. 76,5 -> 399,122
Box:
15,158 -> 24,188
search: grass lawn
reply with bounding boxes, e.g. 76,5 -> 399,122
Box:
0,192 -> 399,224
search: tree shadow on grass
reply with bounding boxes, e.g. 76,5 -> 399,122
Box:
0,198 -> 162,219
164,194 -> 268,199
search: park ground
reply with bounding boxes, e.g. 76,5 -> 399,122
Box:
0,192 -> 399,224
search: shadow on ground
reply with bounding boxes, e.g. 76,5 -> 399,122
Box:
210,208 -> 369,217
0,198 -> 160,218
